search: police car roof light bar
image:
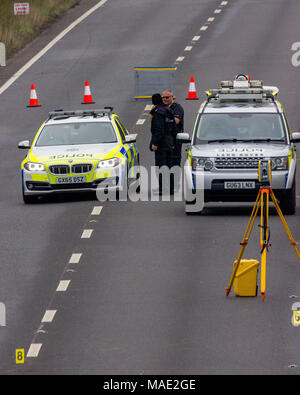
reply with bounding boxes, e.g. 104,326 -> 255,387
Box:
48,108 -> 114,120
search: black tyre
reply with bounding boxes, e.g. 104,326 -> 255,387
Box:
23,193 -> 39,204
279,179 -> 296,215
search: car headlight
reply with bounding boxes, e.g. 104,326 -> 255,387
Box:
270,157 -> 289,170
24,162 -> 46,172
192,157 -> 213,171
97,158 -> 121,169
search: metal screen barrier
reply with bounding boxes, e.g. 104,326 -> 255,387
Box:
134,67 -> 176,99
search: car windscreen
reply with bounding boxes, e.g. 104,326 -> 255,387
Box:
35,122 -> 117,146
194,113 -> 286,144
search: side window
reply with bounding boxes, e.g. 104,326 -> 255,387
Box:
115,119 -> 126,143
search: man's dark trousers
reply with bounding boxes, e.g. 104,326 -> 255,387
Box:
155,150 -> 174,193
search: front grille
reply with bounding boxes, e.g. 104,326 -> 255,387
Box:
49,165 -> 70,175
215,156 -> 263,169
71,163 -> 93,174
51,183 -> 92,190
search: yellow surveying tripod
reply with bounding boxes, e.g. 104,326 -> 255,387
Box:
226,160 -> 300,300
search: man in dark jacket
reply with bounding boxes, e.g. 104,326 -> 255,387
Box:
162,90 -> 184,167
149,93 -> 175,194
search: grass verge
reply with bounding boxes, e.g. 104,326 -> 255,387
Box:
0,0 -> 79,58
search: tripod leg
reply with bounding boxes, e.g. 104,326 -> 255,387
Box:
226,192 -> 261,296
270,190 -> 300,261
260,189 -> 269,300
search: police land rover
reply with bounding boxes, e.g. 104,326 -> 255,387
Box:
178,75 -> 300,214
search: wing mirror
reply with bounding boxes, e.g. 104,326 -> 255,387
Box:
291,132 -> 300,143
125,134 -> 137,143
18,140 -> 31,149
176,133 -> 191,143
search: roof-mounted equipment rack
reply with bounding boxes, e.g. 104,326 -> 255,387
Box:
205,74 -> 279,102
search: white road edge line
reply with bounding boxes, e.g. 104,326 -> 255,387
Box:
0,0 -> 109,96
27,343 -> 42,358
56,280 -> 70,292
81,229 -> 93,238
41,310 -> 57,323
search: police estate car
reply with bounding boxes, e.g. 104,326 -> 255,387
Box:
177,75 -> 300,214
18,108 -> 139,203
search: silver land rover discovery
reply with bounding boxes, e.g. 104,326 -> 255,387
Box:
179,75 -> 300,214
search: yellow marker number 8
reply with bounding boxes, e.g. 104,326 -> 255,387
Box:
16,349 -> 25,364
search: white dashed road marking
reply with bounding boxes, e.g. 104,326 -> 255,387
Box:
200,26 -> 208,31
41,310 -> 57,323
91,206 -> 103,215
27,343 -> 42,358
81,229 -> 93,239
69,253 -> 82,263
56,280 -> 70,292
136,119 -> 146,125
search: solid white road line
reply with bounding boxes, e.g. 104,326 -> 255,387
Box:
41,310 -> 57,323
27,343 -> 42,358
81,229 -> 93,238
56,280 -> 70,292
0,0 -> 109,96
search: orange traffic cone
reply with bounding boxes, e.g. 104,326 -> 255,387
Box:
186,76 -> 199,100
81,81 -> 95,104
27,84 -> 41,107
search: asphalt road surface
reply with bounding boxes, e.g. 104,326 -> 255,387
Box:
0,0 -> 300,376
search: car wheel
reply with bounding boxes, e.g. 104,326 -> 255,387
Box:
279,179 -> 296,215
23,192 -> 39,204
185,199 -> 203,215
